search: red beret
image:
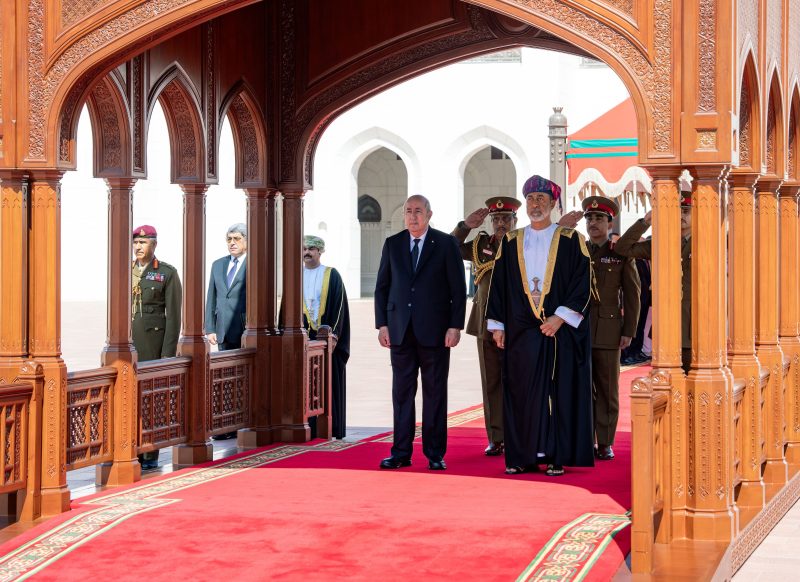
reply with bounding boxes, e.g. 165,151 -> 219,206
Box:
680,190 -> 692,207
132,225 -> 157,239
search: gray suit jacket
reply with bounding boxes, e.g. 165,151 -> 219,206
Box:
206,255 -> 247,346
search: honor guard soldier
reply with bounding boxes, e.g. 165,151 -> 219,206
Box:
131,225 -> 182,469
615,185 -> 692,373
582,196 -> 641,461
451,197 -> 521,456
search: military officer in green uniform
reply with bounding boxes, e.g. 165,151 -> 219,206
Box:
615,187 -> 692,373
451,197 -> 521,456
582,196 -> 641,461
131,224 -> 182,469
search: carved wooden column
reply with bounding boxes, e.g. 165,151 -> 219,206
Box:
17,361 -> 43,521
779,182 -> 800,473
240,187 -> 278,448
728,172 -> 765,512
647,166 -> 688,538
0,172 -> 29,384
174,184 -> 213,466
271,188 -> 309,442
683,166 -> 735,541
755,178 -> 788,492
97,178 -> 141,485
28,171 -> 70,515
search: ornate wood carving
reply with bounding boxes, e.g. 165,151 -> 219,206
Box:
138,367 -> 187,450
738,0 -> 758,63
131,56 -> 146,176
61,0 -> 109,29
208,353 -> 252,434
767,0 -> 782,73
698,0 -> 716,112
767,98 -> 776,174
600,0 -> 634,16
789,111 -> 796,179
89,80 -> 123,174
228,94 -> 262,185
161,81 -> 202,181
204,22 -> 217,181
0,385 -> 32,494
66,369 -> 113,470
739,80 -> 752,167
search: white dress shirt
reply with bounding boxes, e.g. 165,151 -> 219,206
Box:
488,224 -> 583,331
303,264 -> 325,321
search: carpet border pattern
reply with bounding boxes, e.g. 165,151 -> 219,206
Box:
516,512 -> 630,582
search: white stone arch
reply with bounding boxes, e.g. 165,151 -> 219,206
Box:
324,127 -> 422,298
443,126 -> 531,222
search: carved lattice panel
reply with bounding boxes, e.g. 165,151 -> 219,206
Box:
138,372 -> 186,450
0,397 -> 28,493
307,354 -> 325,416
66,380 -> 111,470
208,361 -> 251,434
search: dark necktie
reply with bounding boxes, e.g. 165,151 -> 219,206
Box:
226,257 -> 239,287
411,238 -> 421,271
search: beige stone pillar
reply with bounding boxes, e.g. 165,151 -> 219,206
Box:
0,172 -> 29,384
28,171 -> 70,515
647,166 -> 688,538
727,172 -> 765,512
97,178 -> 141,485
173,184 -> 213,466
755,179 -> 788,492
240,187 -> 278,448
271,188 -> 309,442
779,182 -> 800,474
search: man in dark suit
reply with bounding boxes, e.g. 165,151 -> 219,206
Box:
205,223 -> 247,440
375,195 -> 466,471
206,223 -> 247,351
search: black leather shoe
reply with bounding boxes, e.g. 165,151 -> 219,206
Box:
596,445 -> 615,460
211,431 -> 237,441
484,442 -> 504,456
380,456 -> 411,469
428,459 -> 447,470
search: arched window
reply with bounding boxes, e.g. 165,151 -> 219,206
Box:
358,195 -> 382,222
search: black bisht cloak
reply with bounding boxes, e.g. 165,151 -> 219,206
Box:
486,226 -> 595,468
303,267 -> 351,439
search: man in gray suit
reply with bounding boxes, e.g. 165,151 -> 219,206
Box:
206,223 -> 248,351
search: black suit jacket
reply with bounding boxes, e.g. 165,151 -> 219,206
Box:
374,227 -> 466,347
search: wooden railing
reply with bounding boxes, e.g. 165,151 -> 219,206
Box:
208,348 -> 255,437
630,372 -> 671,573
136,357 -> 191,454
0,383 -> 33,495
732,379 -> 746,489
66,367 -> 115,471
305,326 -> 336,439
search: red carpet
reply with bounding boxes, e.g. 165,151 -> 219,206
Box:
0,366 -> 650,581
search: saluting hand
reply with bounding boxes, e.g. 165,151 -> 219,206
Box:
558,210 -> 583,228
620,335 -> 632,350
464,208 -> 490,229
492,330 -> 505,349
540,315 -> 564,337
378,326 -> 391,348
445,328 -> 461,348
643,210 -> 653,226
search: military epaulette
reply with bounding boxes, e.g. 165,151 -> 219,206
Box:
155,259 -> 176,271
505,228 -> 523,241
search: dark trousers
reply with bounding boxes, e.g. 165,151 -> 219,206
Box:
592,348 -> 621,446
218,339 -> 241,351
389,324 -> 450,461
477,336 -> 503,444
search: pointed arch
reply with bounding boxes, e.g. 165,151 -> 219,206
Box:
737,53 -> 760,172
149,65 -> 206,184
788,87 -> 800,182
85,71 -> 132,178
220,82 -> 269,189
765,72 -> 784,177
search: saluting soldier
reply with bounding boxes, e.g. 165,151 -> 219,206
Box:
615,186 -> 692,373
131,225 -> 182,469
582,196 -> 641,461
451,197 -> 521,456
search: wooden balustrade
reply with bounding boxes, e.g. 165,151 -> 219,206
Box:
66,368 -> 115,471
136,357 -> 191,454
0,384 -> 33,496
208,348 -> 256,437
305,326 -> 336,440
